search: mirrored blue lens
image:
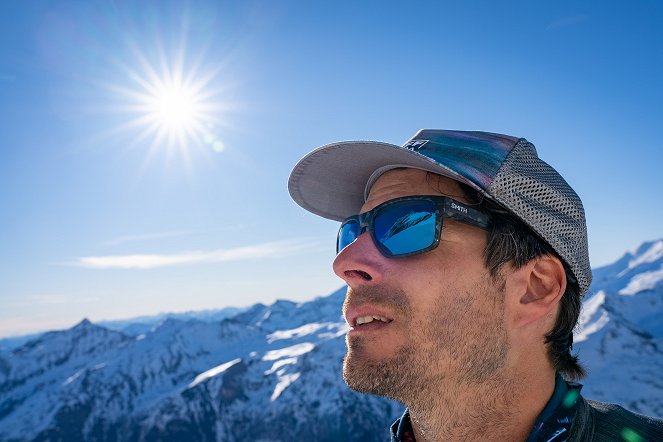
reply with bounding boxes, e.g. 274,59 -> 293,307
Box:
374,200 -> 437,256
337,219 -> 359,253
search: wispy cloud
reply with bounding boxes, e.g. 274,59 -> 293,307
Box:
546,14 -> 588,31
75,238 -> 327,270
103,230 -> 194,246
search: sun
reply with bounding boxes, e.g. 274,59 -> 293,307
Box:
107,42 -> 230,166
140,74 -> 208,146
150,82 -> 199,131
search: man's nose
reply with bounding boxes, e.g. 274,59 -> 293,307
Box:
333,232 -> 386,287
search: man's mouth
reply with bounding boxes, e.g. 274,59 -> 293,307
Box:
345,306 -> 395,332
355,315 -> 391,326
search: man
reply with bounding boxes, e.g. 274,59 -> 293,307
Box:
288,130 -> 663,441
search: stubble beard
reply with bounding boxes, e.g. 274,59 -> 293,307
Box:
342,285 -> 413,400
342,279 -> 509,410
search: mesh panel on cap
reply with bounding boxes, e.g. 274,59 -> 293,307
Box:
489,139 -> 592,294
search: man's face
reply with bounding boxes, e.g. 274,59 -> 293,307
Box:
333,168 -> 509,403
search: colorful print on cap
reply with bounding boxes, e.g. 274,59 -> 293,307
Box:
401,130 -> 519,190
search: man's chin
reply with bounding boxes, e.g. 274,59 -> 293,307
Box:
342,349 -> 406,400
342,353 -> 382,394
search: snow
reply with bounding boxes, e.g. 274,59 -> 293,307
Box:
575,291 -> 610,343
267,322 -> 341,343
262,343 -> 315,361
62,363 -> 106,386
271,372 -> 300,401
575,310 -> 610,343
619,264 -> 663,295
187,358 -> 241,389
256,310 -> 271,326
317,326 -> 348,340
576,291 -> 606,327
265,357 -> 298,375
627,240 -> 663,271
63,369 -> 84,386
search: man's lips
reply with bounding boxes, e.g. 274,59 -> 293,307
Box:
344,305 -> 395,329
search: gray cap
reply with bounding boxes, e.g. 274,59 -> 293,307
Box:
288,129 -> 592,295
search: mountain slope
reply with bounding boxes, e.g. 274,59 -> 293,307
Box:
573,239 -> 663,417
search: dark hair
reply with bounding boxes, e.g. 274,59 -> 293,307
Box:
455,181 -> 586,380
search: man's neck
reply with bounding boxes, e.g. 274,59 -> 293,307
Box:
407,369 -> 556,442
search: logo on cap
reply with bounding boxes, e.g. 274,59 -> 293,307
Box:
402,139 -> 429,151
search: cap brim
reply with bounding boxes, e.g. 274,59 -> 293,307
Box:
288,140 -> 483,221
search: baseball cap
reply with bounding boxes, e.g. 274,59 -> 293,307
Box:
288,129 -> 592,295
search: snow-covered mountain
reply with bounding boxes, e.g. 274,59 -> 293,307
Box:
1,239 -> 662,441
573,239 -> 663,417
0,289 -> 400,442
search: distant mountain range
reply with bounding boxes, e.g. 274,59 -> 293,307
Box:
0,307 -> 248,352
1,239 -> 662,441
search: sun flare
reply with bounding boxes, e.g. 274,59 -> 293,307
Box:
108,42 -> 231,167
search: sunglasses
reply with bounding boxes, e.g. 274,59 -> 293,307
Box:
336,195 -> 490,258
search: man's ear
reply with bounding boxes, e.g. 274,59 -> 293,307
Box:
511,255 -> 567,329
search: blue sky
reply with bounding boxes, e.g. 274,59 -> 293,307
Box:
1,0 -> 662,338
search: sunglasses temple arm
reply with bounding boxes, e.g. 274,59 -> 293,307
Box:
443,200 -> 490,229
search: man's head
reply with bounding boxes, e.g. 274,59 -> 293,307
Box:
288,129 -> 590,401
334,168 -> 511,405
